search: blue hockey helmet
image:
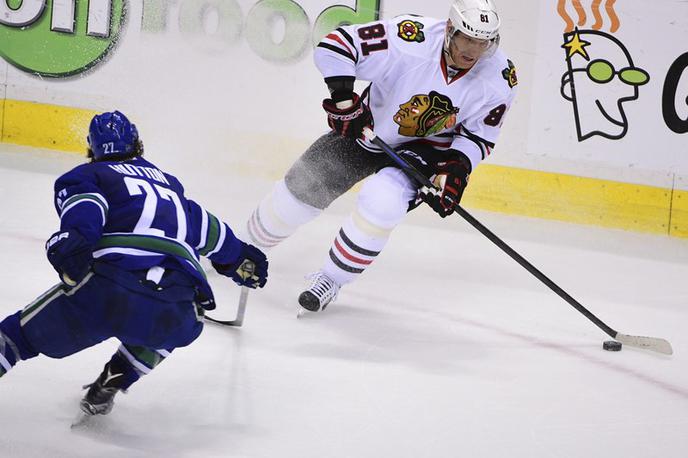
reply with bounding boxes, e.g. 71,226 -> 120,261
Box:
87,111 -> 139,161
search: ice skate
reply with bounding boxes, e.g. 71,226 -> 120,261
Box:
72,363 -> 126,426
297,271 -> 340,315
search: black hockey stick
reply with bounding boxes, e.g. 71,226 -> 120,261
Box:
205,261 -> 255,327
362,127 -> 673,355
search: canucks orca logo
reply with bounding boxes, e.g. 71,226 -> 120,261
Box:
560,29 -> 650,141
393,91 -> 459,137
502,59 -> 518,88
397,20 -> 425,43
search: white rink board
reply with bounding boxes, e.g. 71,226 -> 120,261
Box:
0,0 -> 686,185
527,0 -> 688,185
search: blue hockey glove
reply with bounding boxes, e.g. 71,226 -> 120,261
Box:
45,230 -> 94,286
212,243 -> 268,289
195,292 -> 216,311
420,159 -> 470,218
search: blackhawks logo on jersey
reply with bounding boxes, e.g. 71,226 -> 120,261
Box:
394,91 -> 459,137
397,20 -> 425,43
502,59 -> 518,88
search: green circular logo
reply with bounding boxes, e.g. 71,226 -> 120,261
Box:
0,0 -> 126,77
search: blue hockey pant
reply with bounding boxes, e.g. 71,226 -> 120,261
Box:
0,264 -> 204,389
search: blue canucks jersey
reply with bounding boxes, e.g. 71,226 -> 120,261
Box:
53,156 -> 242,294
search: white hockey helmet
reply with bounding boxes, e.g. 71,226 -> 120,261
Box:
448,0 -> 500,41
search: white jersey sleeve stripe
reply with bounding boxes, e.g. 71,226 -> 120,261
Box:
335,27 -> 356,49
333,28 -> 359,60
317,39 -> 356,63
458,127 -> 495,160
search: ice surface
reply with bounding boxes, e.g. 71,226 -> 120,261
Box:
0,144 -> 686,458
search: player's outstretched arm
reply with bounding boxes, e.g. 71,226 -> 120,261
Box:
186,199 -> 268,289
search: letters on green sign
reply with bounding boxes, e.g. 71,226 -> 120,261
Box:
0,0 -> 125,77
0,0 -> 381,75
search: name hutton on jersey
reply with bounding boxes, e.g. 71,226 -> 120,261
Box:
108,164 -> 170,185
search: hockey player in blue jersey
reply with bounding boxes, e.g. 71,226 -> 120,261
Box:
0,111 -> 268,418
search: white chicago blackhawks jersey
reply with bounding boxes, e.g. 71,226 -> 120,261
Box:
315,15 -> 518,171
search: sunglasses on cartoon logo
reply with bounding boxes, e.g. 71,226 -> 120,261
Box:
585,59 -> 649,86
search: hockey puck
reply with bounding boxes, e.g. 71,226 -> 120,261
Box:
603,340 -> 622,351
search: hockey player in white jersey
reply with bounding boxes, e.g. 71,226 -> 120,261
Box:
245,0 -> 517,312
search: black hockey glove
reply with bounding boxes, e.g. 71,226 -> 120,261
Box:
212,242 -> 268,289
45,230 -> 94,286
322,93 -> 372,139
420,158 -> 471,218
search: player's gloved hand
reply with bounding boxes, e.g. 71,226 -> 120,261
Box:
420,159 -> 471,218
322,93 -> 372,139
45,230 -> 94,286
212,243 -> 268,289
195,291 -> 216,311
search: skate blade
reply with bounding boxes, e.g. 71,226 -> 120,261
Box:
296,306 -> 309,319
71,411 -> 92,428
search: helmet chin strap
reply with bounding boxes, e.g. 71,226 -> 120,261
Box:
443,27 -> 458,74
443,29 -> 465,77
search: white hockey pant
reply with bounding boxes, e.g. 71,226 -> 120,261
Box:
323,167 -> 417,286
245,179 -> 322,249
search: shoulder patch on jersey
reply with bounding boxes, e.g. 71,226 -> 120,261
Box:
397,20 -> 425,43
393,91 -> 459,137
502,59 -> 518,88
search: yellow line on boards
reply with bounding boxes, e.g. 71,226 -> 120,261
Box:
670,189 -> 688,238
0,96 -> 5,141
464,164 -> 677,236
0,99 -> 685,238
1,99 -> 96,153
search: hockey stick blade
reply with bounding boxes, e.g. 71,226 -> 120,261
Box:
614,333 -> 673,355
205,315 -> 243,327
205,286 -> 250,327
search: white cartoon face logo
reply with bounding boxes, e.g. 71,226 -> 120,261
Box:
560,29 -> 649,141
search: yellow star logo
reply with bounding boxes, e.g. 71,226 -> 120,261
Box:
562,31 -> 591,60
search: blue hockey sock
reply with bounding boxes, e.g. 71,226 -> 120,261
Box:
0,311 -> 39,377
105,345 -> 169,390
